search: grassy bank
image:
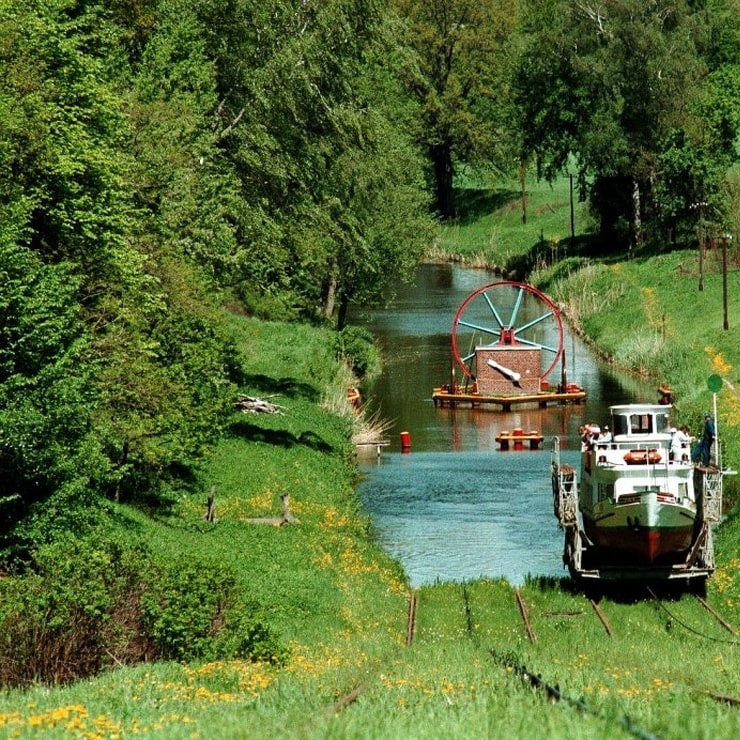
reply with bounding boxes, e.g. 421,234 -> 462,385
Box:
2,187 -> 740,738
430,175 -> 591,270
532,250 -> 740,475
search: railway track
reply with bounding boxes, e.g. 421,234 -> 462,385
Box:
326,581 -> 738,735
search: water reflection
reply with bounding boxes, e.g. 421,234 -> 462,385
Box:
349,264 -> 655,587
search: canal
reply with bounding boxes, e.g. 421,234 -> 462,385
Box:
349,263 -> 655,587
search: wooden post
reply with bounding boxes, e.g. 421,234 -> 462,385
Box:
281,492 -> 296,524
204,486 -> 216,522
722,234 -> 729,330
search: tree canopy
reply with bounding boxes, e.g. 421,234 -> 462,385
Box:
0,0 -> 737,545
515,0 -> 739,249
393,0 -> 520,220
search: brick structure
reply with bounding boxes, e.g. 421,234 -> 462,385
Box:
475,345 -> 541,395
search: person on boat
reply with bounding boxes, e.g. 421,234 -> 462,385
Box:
597,426 -> 612,445
692,412 -> 716,467
580,423 -> 599,451
670,426 -> 691,461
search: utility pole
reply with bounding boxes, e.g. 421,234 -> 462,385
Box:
699,203 -> 705,291
722,233 -> 731,330
691,201 -> 708,291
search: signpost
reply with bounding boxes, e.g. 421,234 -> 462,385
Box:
708,374 -> 722,469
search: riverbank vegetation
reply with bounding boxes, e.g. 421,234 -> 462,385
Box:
1,0 -> 740,737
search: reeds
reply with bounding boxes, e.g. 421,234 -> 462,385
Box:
351,405 -> 394,447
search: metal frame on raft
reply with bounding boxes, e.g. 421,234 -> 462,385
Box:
550,436 -> 723,585
432,281 -> 586,410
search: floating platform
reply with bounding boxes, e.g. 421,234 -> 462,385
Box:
432,384 -> 586,411
496,429 -> 543,450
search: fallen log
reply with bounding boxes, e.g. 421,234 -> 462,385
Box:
246,492 -> 300,526
234,395 -> 284,415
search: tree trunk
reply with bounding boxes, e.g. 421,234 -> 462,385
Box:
630,179 -> 642,258
520,164 -> 527,225
337,291 -> 350,331
430,142 -> 455,221
323,258 -> 338,320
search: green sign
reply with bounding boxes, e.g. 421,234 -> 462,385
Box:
707,374 -> 722,393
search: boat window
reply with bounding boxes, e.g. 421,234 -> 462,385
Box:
612,415 -> 629,436
678,482 -> 688,499
629,414 -> 652,434
655,412 -> 671,433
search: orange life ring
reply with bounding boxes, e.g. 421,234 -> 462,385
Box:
623,449 -> 662,465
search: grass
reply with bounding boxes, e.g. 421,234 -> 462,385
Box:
1,184 -> 740,738
532,250 -> 740,473
430,174 -> 592,269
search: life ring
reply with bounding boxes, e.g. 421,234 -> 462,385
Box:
623,449 -> 662,465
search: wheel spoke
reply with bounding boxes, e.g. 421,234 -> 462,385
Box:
509,286 -> 525,327
514,310 -> 554,335
515,336 -> 559,354
482,291 -> 505,328
456,319 -> 501,339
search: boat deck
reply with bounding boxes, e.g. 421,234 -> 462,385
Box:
432,386 -> 587,411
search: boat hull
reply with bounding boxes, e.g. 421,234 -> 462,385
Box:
582,493 -> 695,564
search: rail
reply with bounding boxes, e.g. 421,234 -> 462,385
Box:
322,580 -> 738,735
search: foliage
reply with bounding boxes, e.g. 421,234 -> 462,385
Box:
393,0 -> 521,220
197,0 -> 434,327
0,534 -> 152,687
0,240 -> 105,539
0,528 -> 287,687
515,0 -> 739,250
140,556 -> 285,664
333,325 -> 381,380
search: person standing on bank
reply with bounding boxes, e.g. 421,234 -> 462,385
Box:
693,412 -> 716,467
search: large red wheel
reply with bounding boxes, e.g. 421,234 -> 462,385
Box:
451,281 -> 564,380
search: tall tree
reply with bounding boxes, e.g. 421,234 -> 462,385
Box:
198,0 -> 434,326
515,0 -> 738,250
392,0 -> 520,220
0,0 -> 239,514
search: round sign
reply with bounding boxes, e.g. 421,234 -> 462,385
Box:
707,374 -> 722,393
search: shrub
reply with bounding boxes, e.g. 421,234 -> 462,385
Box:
138,555 -> 287,665
140,557 -> 236,662
333,326 -> 380,380
0,536 -> 287,687
210,610 -> 289,665
0,536 -> 152,687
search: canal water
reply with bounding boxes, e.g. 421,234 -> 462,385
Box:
349,263 -> 655,587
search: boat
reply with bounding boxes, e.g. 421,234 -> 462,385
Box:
551,403 -> 726,586
578,404 -> 698,564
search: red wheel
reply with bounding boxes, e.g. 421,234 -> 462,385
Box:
451,281 -> 564,380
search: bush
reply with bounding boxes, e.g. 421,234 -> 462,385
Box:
210,610 -> 289,665
0,536 -> 287,687
333,326 -> 380,379
0,536 -> 152,687
140,557 -> 236,662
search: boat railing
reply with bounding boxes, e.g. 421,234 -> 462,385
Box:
700,469 -> 723,523
590,439 -> 692,468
